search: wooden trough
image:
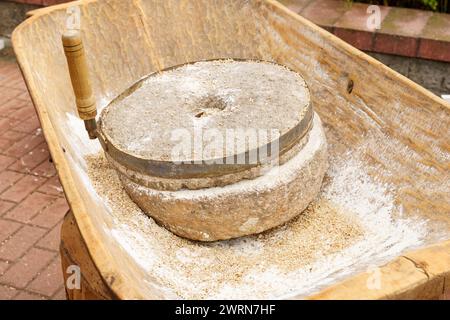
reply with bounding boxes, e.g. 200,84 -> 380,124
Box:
12,0 -> 450,299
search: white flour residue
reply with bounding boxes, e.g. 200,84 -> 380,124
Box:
324,155 -> 427,258
64,98 -> 432,299
81,149 -> 430,299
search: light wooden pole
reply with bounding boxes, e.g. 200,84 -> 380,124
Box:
62,30 -> 98,139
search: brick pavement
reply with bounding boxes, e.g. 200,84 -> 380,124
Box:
0,58 -> 67,300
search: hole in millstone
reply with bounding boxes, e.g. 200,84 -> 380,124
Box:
193,94 -> 228,118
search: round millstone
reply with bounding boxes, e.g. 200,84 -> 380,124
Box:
98,60 -> 313,180
98,60 -> 328,241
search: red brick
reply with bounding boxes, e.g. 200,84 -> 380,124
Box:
38,176 -> 64,197
300,0 -> 348,27
0,98 -> 27,115
0,200 -> 15,216
0,67 -> 21,86
0,71 -> 20,87
32,198 -> 69,229
373,33 -> 418,57
380,7 -> 432,38
0,219 -> 22,243
51,287 -> 67,300
421,12 -> 450,42
0,171 -> 25,194
32,160 -> 56,178
13,291 -> 47,300
4,129 -> 45,158
0,87 -> 22,104
282,0 -> 313,13
0,117 -> 21,136
8,77 -> 27,91
36,221 -> 62,251
334,28 -> 373,51
0,225 -> 47,261
28,257 -> 64,297
13,116 -> 41,134
8,142 -> 50,174
0,175 -> 46,203
15,92 -> 32,104
0,130 -> 27,142
0,248 -> 55,289
0,154 -> 16,171
418,39 -> 450,63
4,192 -> 56,224
0,260 -> 10,275
334,2 -> 390,32
0,285 -> 17,299
8,104 -> 36,121
0,138 -> 9,150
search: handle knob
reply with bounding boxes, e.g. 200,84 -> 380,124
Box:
62,30 -> 97,139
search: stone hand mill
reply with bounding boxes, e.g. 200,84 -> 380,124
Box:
62,30 -> 328,241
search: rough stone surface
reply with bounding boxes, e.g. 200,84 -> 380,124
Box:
369,52 -> 450,96
101,60 -> 310,162
121,115 -> 328,241
99,59 -> 326,241
0,2 -> 39,37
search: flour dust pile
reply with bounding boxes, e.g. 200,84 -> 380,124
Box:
85,150 -> 428,299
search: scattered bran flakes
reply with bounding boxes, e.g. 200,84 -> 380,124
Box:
86,153 -> 367,299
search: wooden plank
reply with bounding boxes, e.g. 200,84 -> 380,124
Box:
60,210 -> 115,300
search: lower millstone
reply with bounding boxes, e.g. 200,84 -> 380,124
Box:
118,115 -> 328,241
99,60 -> 328,241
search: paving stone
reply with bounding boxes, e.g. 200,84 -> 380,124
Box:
300,0 -> 348,27
36,221 -> 62,251
0,129 -> 27,142
4,192 -> 56,223
0,154 -> 16,171
13,116 -> 41,134
3,129 -> 45,158
32,198 -> 69,229
13,290 -> 47,300
0,200 -> 15,216
0,117 -> 21,136
380,7 -> 432,37
0,225 -> 47,261
335,2 -> 390,32
32,159 -> 56,178
0,284 -> 17,299
38,176 -> 64,197
0,247 -> 55,289
8,141 -> 50,174
0,174 -> 46,203
51,286 -> 67,300
0,98 -> 27,115
282,0 -> 313,13
0,260 -> 10,275
421,12 -> 450,42
0,218 -> 22,243
0,170 -> 25,194
28,257 -> 64,297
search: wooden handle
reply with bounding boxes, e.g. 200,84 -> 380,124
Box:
62,30 -> 98,138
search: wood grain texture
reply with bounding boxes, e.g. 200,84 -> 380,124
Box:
60,210 -> 115,300
62,30 -> 97,121
12,0 -> 450,299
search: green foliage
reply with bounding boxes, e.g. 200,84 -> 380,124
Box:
421,0 -> 438,10
346,0 -> 449,13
